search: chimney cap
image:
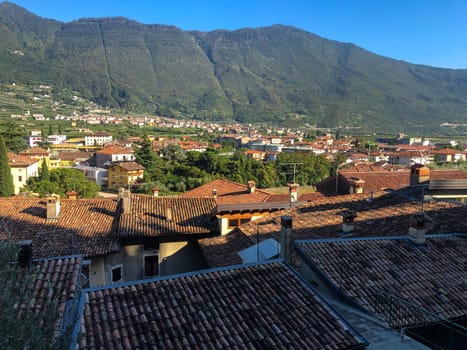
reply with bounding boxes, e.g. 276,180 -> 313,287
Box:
338,210 -> 358,222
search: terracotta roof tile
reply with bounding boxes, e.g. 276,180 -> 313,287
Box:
79,261 -> 366,349
114,161 -> 145,171
200,191 -> 467,268
117,196 -> 217,237
8,152 -> 39,167
183,178 -> 272,204
295,235 -> 467,324
19,147 -> 49,155
14,255 -> 83,339
96,145 -> 132,155
0,198 -> 119,258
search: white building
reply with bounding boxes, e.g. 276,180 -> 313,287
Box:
85,132 -> 113,146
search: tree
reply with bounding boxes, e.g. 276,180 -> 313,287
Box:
27,168 -> 99,198
134,136 -> 163,181
39,159 -> 50,181
0,136 -> 14,197
0,121 -> 27,153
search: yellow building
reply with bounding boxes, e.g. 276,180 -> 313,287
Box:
19,146 -> 50,167
8,153 -> 39,194
108,162 -> 145,191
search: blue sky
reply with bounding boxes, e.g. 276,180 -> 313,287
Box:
5,0 -> 467,69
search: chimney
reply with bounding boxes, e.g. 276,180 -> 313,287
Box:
212,188 -> 217,200
288,183 -> 299,204
280,216 -> 293,264
118,187 -> 125,199
46,195 -> 60,220
349,178 -> 365,194
166,206 -> 173,222
247,181 -> 256,193
410,164 -> 430,185
409,213 -> 433,245
152,187 -> 159,197
66,191 -> 78,200
339,210 -> 357,232
17,240 -> 33,268
122,189 -> 131,214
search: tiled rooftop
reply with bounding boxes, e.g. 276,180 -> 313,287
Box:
295,235 -> 467,324
318,167 -> 467,194
19,146 -> 49,155
183,178 -> 272,204
8,152 -> 39,167
79,261 -> 367,349
0,195 -> 219,257
117,196 -> 217,237
200,191 -> 467,268
0,198 -> 119,259
96,145 -> 132,155
15,255 -> 82,338
114,161 -> 145,171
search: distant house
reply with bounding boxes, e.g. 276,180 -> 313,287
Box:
243,149 -> 266,160
72,164 -> 108,187
7,152 -> 39,194
107,161 -> 145,190
19,146 -> 50,166
84,131 -> 112,146
95,145 -> 134,168
431,148 -> 466,163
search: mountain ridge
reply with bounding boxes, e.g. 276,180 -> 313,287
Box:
1,1 -> 467,132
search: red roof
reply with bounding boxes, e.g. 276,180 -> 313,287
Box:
183,178 -> 272,204
96,145 -> 133,155
7,152 -> 38,167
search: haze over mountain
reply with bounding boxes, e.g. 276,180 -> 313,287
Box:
1,1 -> 467,132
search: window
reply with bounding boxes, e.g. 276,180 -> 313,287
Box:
228,216 -> 251,228
111,265 -> 122,283
144,255 -> 159,277
18,175 -> 22,182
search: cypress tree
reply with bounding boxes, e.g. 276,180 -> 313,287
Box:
0,136 -> 14,197
39,159 -> 50,182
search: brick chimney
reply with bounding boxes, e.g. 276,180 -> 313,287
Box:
409,213 -> 433,245
280,216 -> 293,264
349,177 -> 365,194
152,187 -> 159,197
212,188 -> 217,200
122,189 -> 131,214
288,183 -> 299,203
46,195 -> 60,220
339,210 -> 358,232
247,181 -> 256,193
17,240 -> 33,268
410,164 -> 430,185
66,191 -> 78,200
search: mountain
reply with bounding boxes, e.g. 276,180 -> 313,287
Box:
1,1 -> 467,132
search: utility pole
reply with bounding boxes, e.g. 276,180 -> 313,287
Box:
282,162 -> 302,184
